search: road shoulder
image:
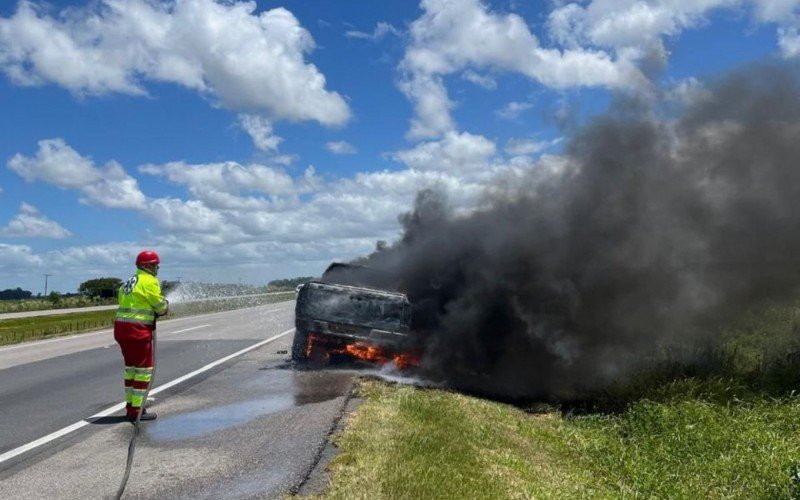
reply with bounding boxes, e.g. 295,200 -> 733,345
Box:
0,338 -> 356,499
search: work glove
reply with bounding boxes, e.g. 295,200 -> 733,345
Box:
157,299 -> 169,317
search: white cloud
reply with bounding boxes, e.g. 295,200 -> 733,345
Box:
135,132 -> 509,245
496,101 -> 534,119
140,160 -> 300,197
1,203 -> 71,239
0,243 -> 43,270
547,1 -> 800,60
668,77 -> 712,106
0,134 -> 553,292
778,27 -> 800,57
504,138 -> 547,156
461,69 -> 497,89
345,21 -> 400,41
238,114 -> 282,151
0,0 -> 350,125
400,0 -> 644,139
751,0 -> 799,23
148,198 -> 228,234
392,131 -> 497,173
325,141 -> 357,155
8,138 -> 146,209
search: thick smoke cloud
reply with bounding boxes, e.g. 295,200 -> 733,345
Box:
361,62 -> 800,400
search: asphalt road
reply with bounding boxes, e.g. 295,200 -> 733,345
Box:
0,301 -> 358,498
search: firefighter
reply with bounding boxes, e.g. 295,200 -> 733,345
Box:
114,250 -> 169,422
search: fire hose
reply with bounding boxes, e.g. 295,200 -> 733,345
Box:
114,319 -> 158,500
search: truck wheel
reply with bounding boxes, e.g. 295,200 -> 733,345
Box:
292,329 -> 309,362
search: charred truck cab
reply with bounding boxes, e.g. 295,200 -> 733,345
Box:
292,264 -> 414,366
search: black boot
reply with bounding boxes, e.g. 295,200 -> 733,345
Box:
128,409 -> 157,423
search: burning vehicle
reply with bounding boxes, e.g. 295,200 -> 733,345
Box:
292,263 -> 418,368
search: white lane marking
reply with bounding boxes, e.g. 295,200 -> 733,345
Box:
0,303 -> 293,353
169,324 -> 211,334
0,328 -> 294,464
0,403 -> 127,465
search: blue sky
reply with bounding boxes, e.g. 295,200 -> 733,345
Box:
0,0 -> 794,294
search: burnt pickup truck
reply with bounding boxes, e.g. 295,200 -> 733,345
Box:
292,264 -> 413,364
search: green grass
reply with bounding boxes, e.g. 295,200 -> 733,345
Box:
323,379 -> 800,499
0,296 -> 115,313
0,310 -> 116,345
0,292 -> 295,347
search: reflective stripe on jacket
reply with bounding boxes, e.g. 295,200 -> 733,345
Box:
116,268 -> 168,326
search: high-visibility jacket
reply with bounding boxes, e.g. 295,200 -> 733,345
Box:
116,268 -> 168,327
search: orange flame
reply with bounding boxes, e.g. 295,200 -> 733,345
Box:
305,333 -> 419,369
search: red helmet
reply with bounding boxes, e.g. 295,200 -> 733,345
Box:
135,250 -> 160,267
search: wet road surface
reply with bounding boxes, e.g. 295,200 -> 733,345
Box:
0,302 -> 296,454
0,303 -> 359,498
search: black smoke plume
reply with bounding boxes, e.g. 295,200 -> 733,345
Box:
361,62 -> 800,399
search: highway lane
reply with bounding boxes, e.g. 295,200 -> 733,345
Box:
0,301 -> 296,457
0,299 -> 360,498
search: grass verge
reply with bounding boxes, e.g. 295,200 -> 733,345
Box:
0,310 -> 116,346
0,292 -> 294,347
323,378 -> 800,499
0,296 -> 115,313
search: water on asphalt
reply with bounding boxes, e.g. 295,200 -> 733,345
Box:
0,329 -> 359,499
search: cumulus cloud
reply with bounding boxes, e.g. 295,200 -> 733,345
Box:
504,138 -> 547,156
8,138 -> 146,209
140,160 -> 301,197
547,1 -> 800,61
238,114 -> 282,151
668,77 -> 713,106
778,27 -> 800,57
345,21 -> 400,41
135,131 -> 515,245
0,0 -> 350,125
496,101 -> 534,119
461,69 -> 497,89
400,0 -> 643,139
148,198 -> 228,234
392,131 -> 497,173
325,141 -> 357,155
0,135 -> 546,292
1,203 -> 71,238
0,243 -> 43,270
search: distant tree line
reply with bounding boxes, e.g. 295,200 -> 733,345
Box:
78,278 -> 123,298
0,275 -> 306,303
77,277 -> 180,298
0,288 -> 33,300
267,276 -> 316,290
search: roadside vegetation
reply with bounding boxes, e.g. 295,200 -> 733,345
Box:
321,301 -> 800,499
0,295 -> 115,314
0,291 -> 295,347
0,310 -> 117,346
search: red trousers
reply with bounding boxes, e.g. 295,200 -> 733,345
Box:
114,321 -> 154,417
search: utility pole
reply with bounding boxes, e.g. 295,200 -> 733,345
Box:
43,274 -> 52,296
